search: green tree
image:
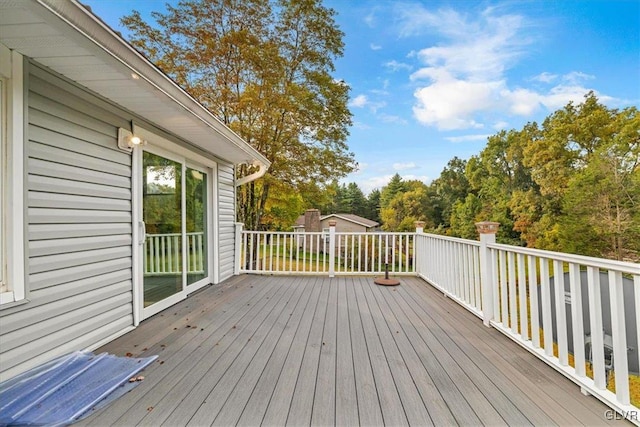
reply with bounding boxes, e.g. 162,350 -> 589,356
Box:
380,173 -> 407,210
344,182 -> 367,216
365,189 -> 381,223
261,180 -> 304,231
430,157 -> 471,228
381,180 -> 431,231
560,107 -> 640,260
122,0 -> 355,230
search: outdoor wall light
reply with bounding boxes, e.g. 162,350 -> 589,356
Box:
118,127 -> 147,152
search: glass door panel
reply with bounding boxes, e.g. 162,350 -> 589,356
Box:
143,151 -> 183,308
186,167 -> 207,286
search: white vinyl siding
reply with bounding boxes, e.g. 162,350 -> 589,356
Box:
0,62 -> 133,381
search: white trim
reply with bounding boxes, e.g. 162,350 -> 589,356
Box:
143,291 -> 186,319
0,45 -> 25,305
131,147 -> 142,326
134,126 -> 219,319
212,163 -> 220,284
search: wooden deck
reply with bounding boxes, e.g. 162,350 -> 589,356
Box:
81,275 -> 622,426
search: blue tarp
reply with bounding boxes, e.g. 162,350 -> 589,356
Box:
0,351 -> 157,426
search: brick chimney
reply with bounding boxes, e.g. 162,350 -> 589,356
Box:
303,209 -> 321,252
304,209 -> 321,232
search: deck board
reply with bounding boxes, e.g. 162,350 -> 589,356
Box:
81,275 -> 623,426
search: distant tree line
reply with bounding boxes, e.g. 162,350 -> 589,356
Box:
311,93 -> 640,261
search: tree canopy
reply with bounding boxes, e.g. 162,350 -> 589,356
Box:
372,93 -> 639,261
122,0 -> 355,230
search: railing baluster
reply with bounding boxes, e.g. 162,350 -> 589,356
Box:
529,255 -> 540,348
517,253 -> 528,340
587,266 -> 606,389
636,275 -> 640,380
609,270 -> 630,405
540,258 -> 553,356
491,249 -> 500,321
569,262 -> 585,377
167,235 -> 173,273
155,236 -> 161,273
508,252 -> 517,334
499,250 -> 508,325
553,260 -> 568,366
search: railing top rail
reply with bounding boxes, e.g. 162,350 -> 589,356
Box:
419,232 -> 481,247
241,230 -> 325,236
334,231 -> 414,236
240,230 -> 416,237
489,242 -> 640,274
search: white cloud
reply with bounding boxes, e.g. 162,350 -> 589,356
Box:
412,72 -> 501,130
400,6 -> 532,129
539,84 -> 598,110
384,60 -> 412,72
359,175 -> 395,194
397,5 -> 614,130
393,162 -> 416,170
445,134 -> 491,143
349,94 -> 386,113
502,87 -> 542,115
349,94 -> 368,108
531,72 -> 558,83
561,71 -> 595,85
370,43 -> 382,50
493,120 -> 509,130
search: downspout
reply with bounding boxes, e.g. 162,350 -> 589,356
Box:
235,160 -> 268,187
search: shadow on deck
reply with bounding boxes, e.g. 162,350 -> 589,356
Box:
80,275 -> 623,426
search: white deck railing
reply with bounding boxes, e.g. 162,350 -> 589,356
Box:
235,221 -> 640,422
144,232 -> 205,275
236,227 -> 415,276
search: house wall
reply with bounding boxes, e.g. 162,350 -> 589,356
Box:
320,217 -> 368,233
0,62 -> 134,381
0,61 -> 238,381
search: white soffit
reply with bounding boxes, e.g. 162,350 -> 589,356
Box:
0,0 -> 269,169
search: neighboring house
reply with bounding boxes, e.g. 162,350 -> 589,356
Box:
293,210 -> 380,234
0,0 -> 269,381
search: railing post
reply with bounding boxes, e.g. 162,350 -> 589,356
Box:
235,222 -> 244,275
476,221 -> 499,327
328,220 -> 336,277
414,221 -> 425,275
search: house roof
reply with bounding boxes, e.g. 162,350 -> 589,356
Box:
322,213 -> 379,228
0,0 -> 270,171
294,213 -> 379,229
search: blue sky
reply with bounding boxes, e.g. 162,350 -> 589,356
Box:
84,0 -> 639,194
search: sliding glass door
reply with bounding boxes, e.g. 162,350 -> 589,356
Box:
141,150 -> 210,315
